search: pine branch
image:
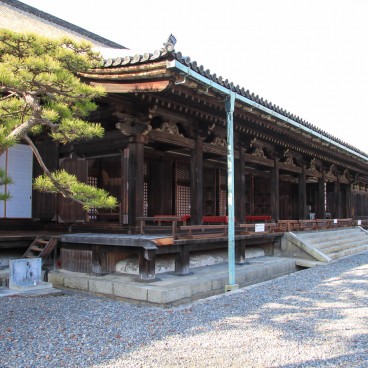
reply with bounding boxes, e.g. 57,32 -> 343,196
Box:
23,135 -> 86,206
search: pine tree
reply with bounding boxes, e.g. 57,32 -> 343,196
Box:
0,30 -> 117,210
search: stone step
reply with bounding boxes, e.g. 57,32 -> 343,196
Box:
294,258 -> 326,268
322,240 -> 368,255
298,229 -> 362,243
316,237 -> 368,250
328,244 -> 368,260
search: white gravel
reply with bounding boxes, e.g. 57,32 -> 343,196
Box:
1,253 -> 368,368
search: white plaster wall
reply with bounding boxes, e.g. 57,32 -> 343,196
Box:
0,144 -> 33,218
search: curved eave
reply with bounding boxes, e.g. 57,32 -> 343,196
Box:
167,59 -> 368,164
80,59 -> 173,93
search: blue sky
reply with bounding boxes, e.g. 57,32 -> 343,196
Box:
21,0 -> 368,152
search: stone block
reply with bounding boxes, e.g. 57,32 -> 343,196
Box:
147,285 -> 191,304
211,276 -> 227,292
114,283 -> 148,301
89,279 -> 113,295
64,276 -> 88,291
48,271 -> 65,287
190,280 -> 212,296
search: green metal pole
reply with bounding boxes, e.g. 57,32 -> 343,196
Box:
225,92 -> 238,292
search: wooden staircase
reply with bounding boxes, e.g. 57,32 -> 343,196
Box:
23,236 -> 59,259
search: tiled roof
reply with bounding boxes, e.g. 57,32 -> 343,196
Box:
102,46 -> 368,160
0,0 -> 126,49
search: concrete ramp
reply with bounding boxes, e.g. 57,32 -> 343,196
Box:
282,227 -> 368,266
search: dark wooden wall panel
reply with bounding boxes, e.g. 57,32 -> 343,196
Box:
61,248 -> 92,273
32,141 -> 59,220
58,158 -> 87,223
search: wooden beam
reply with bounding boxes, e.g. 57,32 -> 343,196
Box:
90,80 -> 170,93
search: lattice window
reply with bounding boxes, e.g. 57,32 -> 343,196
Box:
144,182 -> 148,216
176,163 -> 190,183
144,161 -> 149,177
144,162 -> 149,216
87,176 -> 98,220
219,170 -> 227,216
176,164 -> 190,216
177,185 -> 191,216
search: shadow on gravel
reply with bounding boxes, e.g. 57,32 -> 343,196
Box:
276,350 -> 368,368
1,253 -> 368,367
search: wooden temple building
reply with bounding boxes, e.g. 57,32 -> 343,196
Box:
2,1 -> 368,286
29,41 -> 368,230
2,0 -> 368,231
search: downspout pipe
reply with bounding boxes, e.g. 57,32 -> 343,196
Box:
169,60 -> 239,289
225,92 -> 239,291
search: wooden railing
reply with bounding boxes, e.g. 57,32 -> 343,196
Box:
137,215 -> 355,237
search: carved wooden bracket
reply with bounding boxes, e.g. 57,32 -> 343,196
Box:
339,169 -> 351,184
308,158 -> 318,171
156,121 -> 183,136
282,150 -> 296,166
250,138 -> 269,158
325,164 -> 338,181
210,136 -> 227,147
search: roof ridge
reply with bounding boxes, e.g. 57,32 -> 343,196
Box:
171,50 -> 368,159
100,44 -> 368,158
1,0 -> 126,49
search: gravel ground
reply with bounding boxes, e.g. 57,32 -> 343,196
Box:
1,253 -> 368,368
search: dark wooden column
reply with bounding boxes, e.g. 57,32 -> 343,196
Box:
190,138 -> 203,224
127,135 -> 146,228
317,171 -> 326,219
250,174 -> 255,215
346,183 -> 352,218
298,165 -> 307,219
335,176 -> 341,218
270,158 -> 280,221
235,147 -> 246,223
121,149 -> 129,224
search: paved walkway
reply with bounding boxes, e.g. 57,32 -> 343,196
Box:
1,252 -> 368,367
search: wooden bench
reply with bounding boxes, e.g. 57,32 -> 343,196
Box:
154,214 -> 190,226
245,215 -> 272,223
202,216 -> 229,224
179,224 -> 228,239
96,211 -> 120,222
137,215 -> 189,236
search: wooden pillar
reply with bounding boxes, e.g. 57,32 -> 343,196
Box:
235,239 -> 247,264
270,159 -> 280,221
235,147 -> 246,223
190,138 -> 203,225
317,171 -> 326,219
298,165 -> 307,219
335,176 -> 341,218
346,183 -> 352,218
128,135 -> 145,228
174,246 -> 190,275
138,248 -> 157,280
250,174 -> 255,215
91,244 -> 106,275
121,149 -> 129,224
